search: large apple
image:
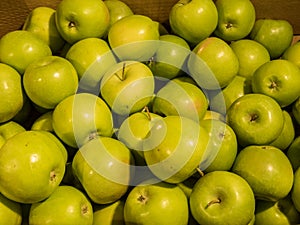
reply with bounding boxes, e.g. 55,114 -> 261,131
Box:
282,41 -> 300,68
0,130 -> 66,204
29,185 -> 93,225
124,180 -> 189,225
291,167 -> 300,212
250,19 -> 294,59
189,170 -> 255,225
232,145 -> 294,201
169,0 -> 218,46
55,0 -> 110,44
188,37 -> 239,90
52,93 -> 114,148
0,30 -> 52,74
226,93 -> 284,146
0,193 -> 22,225
214,0 -> 256,41
252,59 -> 300,107
100,61 -> 155,115
108,14 -> 160,61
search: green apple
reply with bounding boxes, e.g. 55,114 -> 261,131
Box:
100,61 -> 155,115
252,59 -> 300,107
232,145 -> 294,201
143,115 -> 209,183
31,110 -> 53,132
0,63 -> 23,123
292,96 -> 300,125
72,136 -> 134,204
52,93 -> 114,148
65,37 -> 117,92
152,78 -> 208,122
189,171 -> 255,225
108,14 -> 160,61
22,6 -> 65,53
147,34 -> 190,80
0,121 -> 25,149
282,41 -> 300,68
291,167 -> 300,212
0,30 -> 52,74
227,93 -> 284,146
287,136 -> 300,171
23,55 -> 78,109
29,185 -> 93,225
188,37 -> 239,90
230,39 -> 270,80
55,0 -> 110,44
0,130 -> 66,203
124,181 -> 189,225
93,200 -> 125,225
169,0 -> 218,46
200,119 -> 238,173
203,110 -> 226,122
214,0 -> 256,41
0,193 -> 22,225
250,19 -> 294,59
269,110 -> 295,151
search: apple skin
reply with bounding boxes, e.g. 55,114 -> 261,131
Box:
31,111 -> 53,132
52,93 -> 114,148
22,6 -> 65,53
0,193 -> 22,225
93,200 -> 125,225
189,171 -> 255,225
291,167 -> 300,212
226,93 -> 284,146
23,55 -> 79,109
0,130 -> 66,204
251,59 -> 300,107
0,30 -> 52,74
292,96 -> 300,125
250,19 -> 294,59
287,136 -> 300,171
214,0 -> 256,41
282,41 -> 300,68
231,145 -> 294,202
0,121 -> 25,149
29,185 -> 93,225
124,181 -> 189,225
55,0 -> 110,44
188,37 -> 239,90
169,0 -> 218,46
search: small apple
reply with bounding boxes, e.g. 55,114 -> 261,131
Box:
250,19 -> 294,59
0,193 -> 22,225
291,167 -> 300,212
287,136 -> 300,171
55,0 -> 110,44
189,171 -> 255,225
22,6 -> 65,53
23,55 -> 79,109
31,111 -> 53,132
0,30 -> 52,74
252,59 -> 300,107
93,200 -> 125,225
232,145 -> 294,201
226,93 -> 284,146
214,0 -> 256,41
282,41 -> 300,68
100,61 -> 155,115
29,185 -> 93,225
169,0 -> 218,46
124,180 -> 189,225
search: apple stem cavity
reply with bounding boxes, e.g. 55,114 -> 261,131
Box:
250,113 -> 259,122
205,198 -> 221,209
68,21 -> 76,29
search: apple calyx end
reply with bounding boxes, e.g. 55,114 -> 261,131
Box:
137,194 -> 148,204
50,170 -> 57,183
81,204 -> 90,216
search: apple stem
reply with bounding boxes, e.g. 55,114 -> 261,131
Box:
114,62 -> 126,81
206,198 -> 221,209
142,106 -> 151,121
196,167 -> 205,177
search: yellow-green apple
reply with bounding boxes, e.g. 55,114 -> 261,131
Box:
143,115 -> 209,183
22,6 -> 65,54
0,63 -> 23,123
31,111 -> 53,132
252,59 -> 300,107
282,41 -> 300,68
230,39 -> 270,81
65,37 -> 117,92
124,181 -> 189,225
55,0 -> 110,44
0,130 -> 66,204
0,121 -> 25,149
287,136 -> 300,171
232,145 -> 294,201
250,19 -> 294,59
0,30 -> 52,74
169,0 -> 218,46
188,37 -> 239,90
292,97 -> 300,125
23,55 -> 78,110
29,185 -> 93,225
100,61 -> 155,115
72,136 -> 134,204
52,93 -> 114,148
214,0 -> 256,41
189,171 -> 255,225
93,200 -> 125,225
227,93 -> 284,146
108,14 -> 160,61
0,193 -> 22,225
291,167 -> 300,212
147,34 -> 190,80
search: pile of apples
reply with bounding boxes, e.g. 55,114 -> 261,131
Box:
1,0 -> 300,224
